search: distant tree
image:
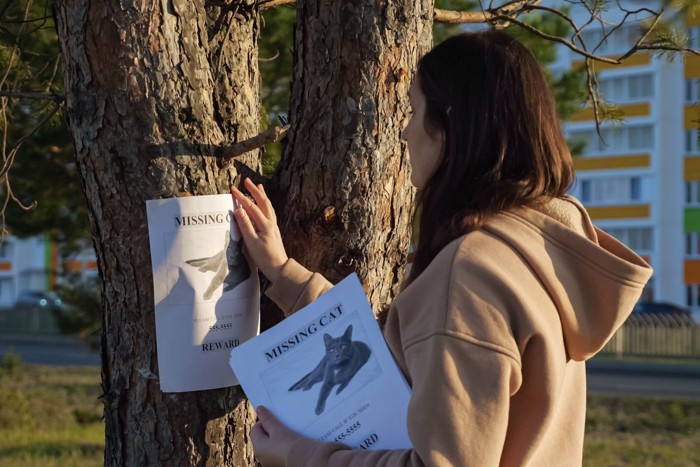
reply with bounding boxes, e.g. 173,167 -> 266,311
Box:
0,1 -> 85,255
53,272 -> 101,348
256,4 -> 296,175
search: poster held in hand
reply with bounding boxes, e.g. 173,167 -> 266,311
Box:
229,274 -> 412,450
146,194 -> 260,392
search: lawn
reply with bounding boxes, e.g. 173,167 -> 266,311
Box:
0,352 -> 103,467
0,352 -> 698,466
584,396 -> 700,466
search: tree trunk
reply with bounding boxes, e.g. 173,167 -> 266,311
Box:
53,0 -> 433,463
53,1 -> 261,465
275,0 -> 433,312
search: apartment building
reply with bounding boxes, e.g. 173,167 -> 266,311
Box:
555,2 -> 699,314
0,235 -> 50,307
0,235 -> 97,308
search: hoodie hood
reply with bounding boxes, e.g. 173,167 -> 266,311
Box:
483,196 -> 652,361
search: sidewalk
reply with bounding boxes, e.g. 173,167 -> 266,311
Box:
587,357 -> 700,377
0,331 -> 88,347
0,330 -> 100,366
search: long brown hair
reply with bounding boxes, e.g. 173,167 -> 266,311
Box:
408,30 -> 574,282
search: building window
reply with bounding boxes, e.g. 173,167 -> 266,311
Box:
630,177 -> 641,200
569,125 -> 654,155
690,26 -> 700,50
628,75 -> 653,99
686,78 -> 700,103
0,277 -> 12,300
686,284 -> 700,308
580,179 -> 591,202
598,127 -> 627,152
0,241 -> 12,259
687,130 -> 700,154
687,232 -> 700,256
628,126 -> 654,150
605,227 -> 654,254
579,25 -> 640,56
688,233 -> 694,256
579,29 -> 604,53
628,228 -> 652,251
599,74 -> 654,103
686,181 -> 700,206
579,176 -> 645,204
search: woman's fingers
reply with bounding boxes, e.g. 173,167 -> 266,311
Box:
230,180 -> 289,283
231,185 -> 269,232
244,178 -> 276,221
250,421 -> 269,443
232,204 -> 259,241
251,406 -> 301,467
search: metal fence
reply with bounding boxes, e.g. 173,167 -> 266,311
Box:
601,315 -> 700,358
0,307 -> 59,334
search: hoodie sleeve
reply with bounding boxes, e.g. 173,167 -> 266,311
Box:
278,236 -> 525,467
284,333 -> 521,467
264,259 -> 334,316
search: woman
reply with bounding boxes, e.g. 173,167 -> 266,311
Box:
231,30 -> 652,467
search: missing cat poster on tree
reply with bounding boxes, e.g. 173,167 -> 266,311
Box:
229,274 -> 412,451
146,194 -> 260,392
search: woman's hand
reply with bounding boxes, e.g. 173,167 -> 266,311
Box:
231,178 -> 289,283
251,406 -> 302,467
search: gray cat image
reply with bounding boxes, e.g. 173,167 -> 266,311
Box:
185,230 -> 251,300
288,325 -> 371,415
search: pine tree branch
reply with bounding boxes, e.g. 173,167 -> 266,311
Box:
434,0 -> 540,24
0,91 -> 64,101
216,124 -> 290,160
523,4 -> 579,32
489,13 -> 621,63
597,6 -> 662,59
258,0 -> 295,10
636,44 -> 700,56
0,101 -> 64,183
433,9 -> 490,24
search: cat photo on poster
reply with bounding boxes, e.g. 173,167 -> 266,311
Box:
259,312 -> 382,421
288,324 -> 372,415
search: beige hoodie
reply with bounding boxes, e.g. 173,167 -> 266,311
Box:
265,197 -> 652,467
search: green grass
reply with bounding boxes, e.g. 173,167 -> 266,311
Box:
0,352 -> 698,466
584,396 -> 700,466
0,352 -> 103,467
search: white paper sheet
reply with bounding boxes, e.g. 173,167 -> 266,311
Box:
229,274 -> 412,451
146,194 -> 260,392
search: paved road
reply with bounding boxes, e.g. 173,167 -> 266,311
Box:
586,359 -> 700,400
1,333 -> 698,399
0,333 -> 100,366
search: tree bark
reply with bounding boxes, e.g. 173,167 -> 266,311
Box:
53,0 -> 433,463
275,0 -> 433,312
53,1 -> 261,465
